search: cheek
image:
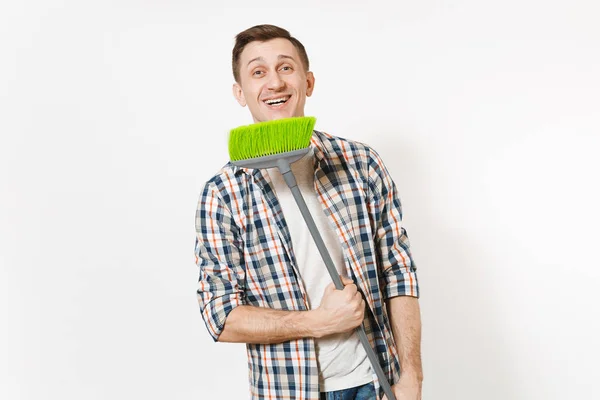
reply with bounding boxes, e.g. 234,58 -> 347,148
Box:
243,84 -> 260,100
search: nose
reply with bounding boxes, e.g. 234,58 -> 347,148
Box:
266,71 -> 285,90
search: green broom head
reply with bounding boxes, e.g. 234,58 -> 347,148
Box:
228,116 -> 316,162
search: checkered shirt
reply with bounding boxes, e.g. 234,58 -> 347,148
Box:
194,130 -> 419,399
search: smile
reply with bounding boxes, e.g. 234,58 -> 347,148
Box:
263,95 -> 291,109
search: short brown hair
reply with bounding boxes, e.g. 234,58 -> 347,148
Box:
232,24 -> 310,83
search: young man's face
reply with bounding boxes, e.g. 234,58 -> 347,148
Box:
233,38 -> 315,123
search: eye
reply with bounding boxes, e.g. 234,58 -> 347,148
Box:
281,66 -> 292,71
253,70 -> 263,76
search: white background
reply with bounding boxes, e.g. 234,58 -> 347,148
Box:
1,1 -> 599,399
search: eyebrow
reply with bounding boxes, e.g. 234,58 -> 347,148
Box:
247,54 -> 297,67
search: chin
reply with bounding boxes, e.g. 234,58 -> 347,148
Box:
266,112 -> 294,121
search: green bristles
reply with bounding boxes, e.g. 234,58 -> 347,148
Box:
228,116 -> 316,161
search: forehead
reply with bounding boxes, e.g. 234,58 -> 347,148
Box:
240,38 -> 300,65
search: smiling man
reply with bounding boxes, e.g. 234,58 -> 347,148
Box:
232,36 -> 314,122
194,24 -> 422,400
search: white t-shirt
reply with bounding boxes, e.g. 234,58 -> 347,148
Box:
265,145 -> 373,392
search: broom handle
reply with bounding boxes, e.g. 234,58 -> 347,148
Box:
277,160 -> 396,400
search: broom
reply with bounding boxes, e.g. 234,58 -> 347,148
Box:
228,116 -> 397,400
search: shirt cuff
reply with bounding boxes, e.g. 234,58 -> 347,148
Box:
382,269 -> 420,300
200,293 -> 244,342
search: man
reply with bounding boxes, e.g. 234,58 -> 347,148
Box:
194,24 -> 422,400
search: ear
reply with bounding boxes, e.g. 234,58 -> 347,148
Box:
232,82 -> 247,107
305,71 -> 315,97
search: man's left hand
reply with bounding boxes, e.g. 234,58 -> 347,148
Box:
381,375 -> 422,400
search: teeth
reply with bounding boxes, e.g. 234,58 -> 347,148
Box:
265,97 -> 289,105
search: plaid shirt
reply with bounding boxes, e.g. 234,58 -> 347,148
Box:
194,130 -> 419,399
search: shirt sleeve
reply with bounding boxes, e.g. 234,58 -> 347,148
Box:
194,182 -> 246,342
367,147 -> 420,300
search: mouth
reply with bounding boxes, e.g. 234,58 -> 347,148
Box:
262,95 -> 292,110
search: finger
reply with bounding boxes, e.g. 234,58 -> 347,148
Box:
340,275 -> 354,285
344,283 -> 358,295
325,282 -> 336,293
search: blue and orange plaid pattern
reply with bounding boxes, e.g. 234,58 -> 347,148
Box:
194,130 -> 419,399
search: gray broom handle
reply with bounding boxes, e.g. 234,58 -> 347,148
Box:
277,160 -> 396,400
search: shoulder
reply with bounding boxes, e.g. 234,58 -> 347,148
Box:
314,130 -> 372,157
313,131 -> 393,203
195,163 -> 246,233
197,162 -> 244,205
313,130 -> 383,173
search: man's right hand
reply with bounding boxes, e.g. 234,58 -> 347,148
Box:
313,275 -> 366,337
